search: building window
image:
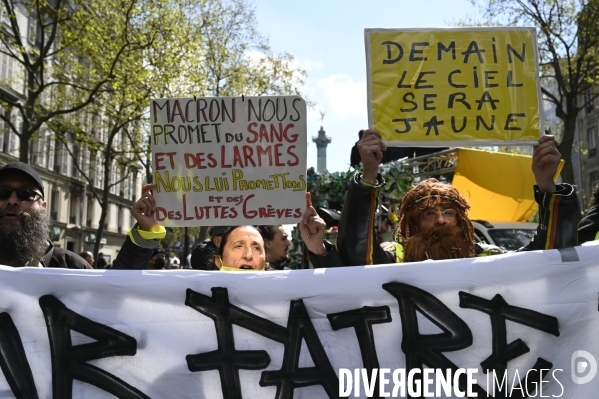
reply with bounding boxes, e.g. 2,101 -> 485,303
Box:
586,90 -> 595,114
45,133 -> 54,169
591,171 -> 599,197
86,197 -> 94,228
69,194 -> 78,225
28,16 -> 37,45
589,127 -> 597,157
0,43 -> 14,86
131,172 -> 138,201
0,6 -> 7,24
50,190 -> 59,221
71,142 -> 80,178
31,132 -> 45,166
95,153 -> 104,188
117,206 -> 123,234
53,141 -> 62,172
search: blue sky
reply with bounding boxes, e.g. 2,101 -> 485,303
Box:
252,0 -> 480,172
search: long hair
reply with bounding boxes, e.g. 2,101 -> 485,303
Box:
396,178 -> 474,247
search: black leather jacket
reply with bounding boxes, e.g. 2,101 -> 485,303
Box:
334,173 -> 579,267
41,242 -> 92,269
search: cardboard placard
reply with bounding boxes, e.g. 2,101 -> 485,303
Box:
366,27 -> 542,147
150,96 -> 307,226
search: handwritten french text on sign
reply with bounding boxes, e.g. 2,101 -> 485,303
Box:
365,27 -> 542,147
151,96 -> 307,226
1,244 -> 599,397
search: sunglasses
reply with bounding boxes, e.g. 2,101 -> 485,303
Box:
0,187 -> 43,202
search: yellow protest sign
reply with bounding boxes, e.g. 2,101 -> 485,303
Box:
365,27 -> 541,146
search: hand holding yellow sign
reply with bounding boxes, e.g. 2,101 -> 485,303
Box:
365,27 -> 541,147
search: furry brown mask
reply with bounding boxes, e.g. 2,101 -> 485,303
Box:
396,178 -> 475,262
403,224 -> 475,262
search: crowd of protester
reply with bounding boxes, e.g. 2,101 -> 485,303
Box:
0,128 -> 597,271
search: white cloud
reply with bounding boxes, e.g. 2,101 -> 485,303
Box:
291,56 -> 324,72
318,74 -> 367,118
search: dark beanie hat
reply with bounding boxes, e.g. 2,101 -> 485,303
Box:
0,162 -> 44,198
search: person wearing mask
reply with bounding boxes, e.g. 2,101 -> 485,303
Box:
169,257 -> 181,269
302,131 -> 578,267
148,248 -> 168,270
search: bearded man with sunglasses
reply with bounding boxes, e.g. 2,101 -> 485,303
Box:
0,162 -> 91,268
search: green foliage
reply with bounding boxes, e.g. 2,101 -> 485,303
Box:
0,0 -> 305,162
161,0 -> 306,98
468,0 -> 599,186
378,159 -> 415,201
306,167 -> 355,208
0,0 -> 308,258
138,0 -> 307,179
306,161 -> 414,209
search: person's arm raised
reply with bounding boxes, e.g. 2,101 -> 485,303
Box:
113,183 -> 165,270
532,135 -> 560,193
131,183 -> 161,231
357,129 -> 386,184
299,192 -> 327,256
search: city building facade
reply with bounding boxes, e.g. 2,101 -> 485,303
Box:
573,94 -> 599,210
0,4 -> 141,264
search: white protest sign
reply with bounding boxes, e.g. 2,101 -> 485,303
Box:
0,243 -> 598,398
150,96 -> 307,227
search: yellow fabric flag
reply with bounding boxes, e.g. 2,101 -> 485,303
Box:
452,148 -> 564,222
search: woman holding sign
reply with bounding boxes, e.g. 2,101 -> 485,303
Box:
114,186 -> 335,270
113,186 -> 269,271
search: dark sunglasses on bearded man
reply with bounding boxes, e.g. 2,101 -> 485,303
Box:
0,186 -> 43,202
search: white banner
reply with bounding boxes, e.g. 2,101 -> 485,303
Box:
1,243 -> 599,398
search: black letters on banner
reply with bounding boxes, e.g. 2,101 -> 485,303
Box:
260,299 -> 340,399
0,312 -> 38,399
0,284 -> 567,398
328,306 -> 391,399
185,287 -> 287,399
383,282 -> 487,398
459,292 -> 559,397
328,306 -> 391,371
39,295 -> 147,399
